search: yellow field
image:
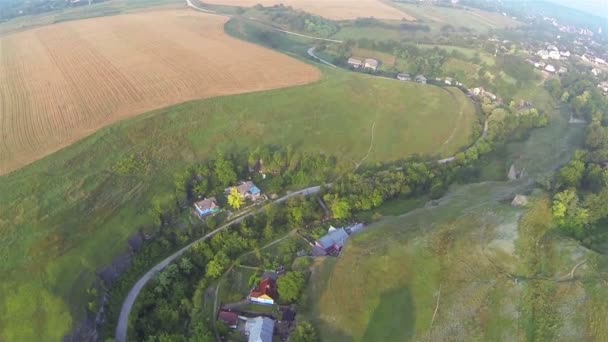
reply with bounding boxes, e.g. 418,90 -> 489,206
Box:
203,0 -> 415,20
0,9 -> 320,175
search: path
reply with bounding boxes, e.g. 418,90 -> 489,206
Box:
185,0 -> 218,14
307,47 -> 337,67
115,187 -> 323,342
355,120 -> 376,169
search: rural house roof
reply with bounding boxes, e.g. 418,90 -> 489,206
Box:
236,181 -> 261,196
348,57 -> 362,65
250,277 -> 278,300
317,227 -> 349,250
364,58 -> 379,68
194,197 -> 218,211
218,311 -> 239,328
245,317 -> 274,342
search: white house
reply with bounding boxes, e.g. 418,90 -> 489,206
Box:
347,57 -> 363,68
548,50 -> 561,60
537,50 -> 550,60
364,58 -> 379,71
544,64 -> 556,73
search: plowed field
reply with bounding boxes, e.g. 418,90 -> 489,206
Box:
0,9 -> 320,174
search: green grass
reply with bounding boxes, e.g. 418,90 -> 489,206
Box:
393,3 -> 520,32
303,99 -> 596,341
417,44 -> 495,65
0,0 -> 182,35
0,66 -> 476,341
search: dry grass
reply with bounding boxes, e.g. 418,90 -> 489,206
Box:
203,0 -> 415,20
0,9 -> 320,175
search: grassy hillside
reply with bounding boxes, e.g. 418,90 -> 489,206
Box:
304,102 -> 603,341
0,67 -> 477,340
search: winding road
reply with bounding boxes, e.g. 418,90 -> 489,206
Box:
115,186 -> 324,342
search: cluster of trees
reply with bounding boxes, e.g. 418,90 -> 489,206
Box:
548,69 -> 608,244
129,197 -> 325,340
256,4 -> 339,37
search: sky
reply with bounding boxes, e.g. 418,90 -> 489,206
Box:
548,0 -> 608,18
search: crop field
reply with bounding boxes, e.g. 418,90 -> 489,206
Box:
0,66 -> 477,340
393,3 -> 520,32
0,9 -> 320,175
202,0 -> 415,20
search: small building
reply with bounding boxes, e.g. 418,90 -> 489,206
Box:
218,310 -> 239,329
315,226 -> 349,254
364,58 -> 379,71
444,77 -> 453,85
228,181 -> 262,201
397,73 -> 411,81
558,66 -> 568,74
245,317 -> 274,342
250,277 -> 278,305
598,81 -> 608,94
592,68 -> 602,76
415,75 -> 427,84
548,50 -> 561,60
347,57 -> 363,68
560,50 -> 571,57
537,49 -> 549,60
544,64 -> 556,73
194,197 -> 220,218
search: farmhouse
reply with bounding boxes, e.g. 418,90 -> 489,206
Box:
415,75 -> 427,84
250,277 -> 278,305
227,181 -> 262,201
194,197 -> 220,218
364,58 -> 379,71
444,77 -> 454,85
537,49 -> 549,60
347,57 -> 363,68
245,317 -> 274,342
558,66 -> 568,74
218,311 -> 239,329
397,73 -> 411,81
544,64 -> 556,73
315,226 -> 349,255
548,50 -> 560,60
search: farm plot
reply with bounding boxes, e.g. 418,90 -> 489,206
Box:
202,0 -> 415,20
0,9 -> 320,175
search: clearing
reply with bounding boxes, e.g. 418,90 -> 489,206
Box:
392,3 -> 520,32
200,0 -> 415,20
0,67 -> 476,341
0,9 -> 320,175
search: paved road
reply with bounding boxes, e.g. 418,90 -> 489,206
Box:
115,186 -> 324,342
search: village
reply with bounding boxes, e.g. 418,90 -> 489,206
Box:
192,177 -> 364,342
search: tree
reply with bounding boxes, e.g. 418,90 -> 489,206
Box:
228,187 -> 245,210
206,251 -> 229,278
214,153 -> 237,188
558,158 -> 585,188
552,190 -> 589,237
324,194 -> 351,220
277,271 -> 306,302
291,322 -> 319,342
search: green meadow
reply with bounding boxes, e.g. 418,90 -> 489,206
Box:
0,66 -> 477,340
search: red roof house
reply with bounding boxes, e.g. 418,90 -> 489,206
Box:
249,278 -> 278,305
218,310 -> 239,329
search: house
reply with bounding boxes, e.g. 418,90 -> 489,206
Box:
472,87 -> 497,101
444,77 -> 453,85
544,64 -> 556,73
548,50 -> 561,60
228,181 -> 262,201
560,50 -> 571,57
245,317 -> 274,342
537,49 -> 549,60
397,73 -> 411,81
194,197 -> 220,218
592,68 -> 602,76
598,81 -> 608,94
558,66 -> 568,74
415,75 -> 427,84
364,58 -> 379,71
347,57 -> 363,68
249,277 -> 278,305
315,226 -> 349,254
218,311 -> 239,329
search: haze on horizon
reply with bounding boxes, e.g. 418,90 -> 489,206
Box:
548,0 -> 608,18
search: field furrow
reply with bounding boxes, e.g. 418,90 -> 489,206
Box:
0,10 -> 320,175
